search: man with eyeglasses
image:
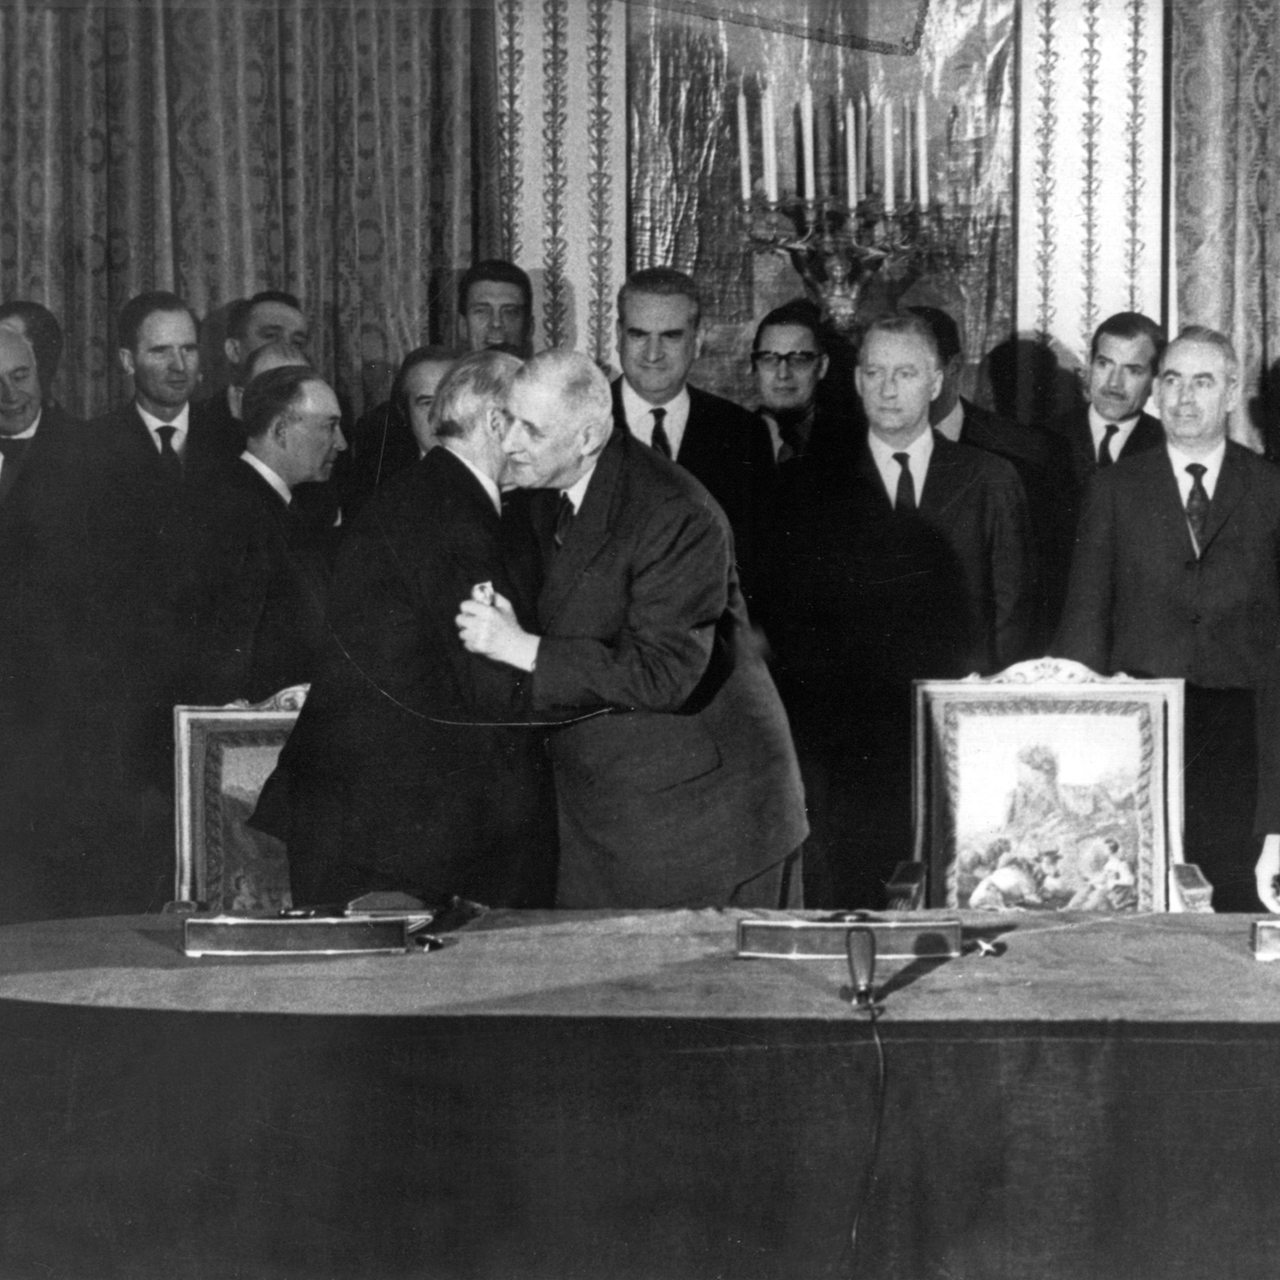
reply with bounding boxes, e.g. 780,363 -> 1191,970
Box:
610,267 -> 776,596
750,299 -> 832,465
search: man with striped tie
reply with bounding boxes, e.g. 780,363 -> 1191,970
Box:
1056,326 -> 1280,911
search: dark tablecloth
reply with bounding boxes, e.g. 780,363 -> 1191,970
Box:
1,910 -> 1279,1279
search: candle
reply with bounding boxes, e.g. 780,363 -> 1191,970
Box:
845,97 -> 857,208
859,92 -> 870,200
737,87 -> 751,203
916,89 -> 929,208
883,98 -> 895,213
762,84 -> 778,202
800,85 -> 815,201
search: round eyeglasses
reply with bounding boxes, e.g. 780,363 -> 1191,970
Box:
751,350 -> 822,371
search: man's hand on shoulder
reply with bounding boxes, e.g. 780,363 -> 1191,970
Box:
456,588 -> 541,672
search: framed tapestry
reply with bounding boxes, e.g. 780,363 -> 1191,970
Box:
173,686 -> 307,913
912,660 -> 1189,913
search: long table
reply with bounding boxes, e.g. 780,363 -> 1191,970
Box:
1,909 -> 1279,1279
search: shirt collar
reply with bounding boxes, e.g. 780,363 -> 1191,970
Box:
620,378 -> 691,444
1166,438 -> 1227,494
240,450 -> 292,503
7,409 -> 40,441
867,424 -> 934,469
442,445 -> 502,515
137,401 -> 190,438
562,460 -> 598,514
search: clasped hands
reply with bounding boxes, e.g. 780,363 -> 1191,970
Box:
456,583 -> 540,673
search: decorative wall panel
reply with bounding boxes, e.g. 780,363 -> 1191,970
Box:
1015,0 -> 1166,417
498,0 -> 628,365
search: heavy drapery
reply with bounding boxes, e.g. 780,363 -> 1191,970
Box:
1172,0 -> 1280,453
0,0 -> 501,419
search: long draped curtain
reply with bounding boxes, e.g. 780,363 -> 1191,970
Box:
1172,0 -> 1280,453
0,0 -> 502,419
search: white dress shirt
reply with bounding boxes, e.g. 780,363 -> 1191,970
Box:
867,427 -> 935,504
1166,439 -> 1226,503
138,401 -> 190,456
239,450 -> 292,504
620,379 -> 690,459
1088,403 -> 1141,462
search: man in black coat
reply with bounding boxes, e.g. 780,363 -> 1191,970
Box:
255,350 -> 557,909
767,311 -> 1035,908
609,267 -> 776,595
459,349 -> 806,908
1055,326 -> 1280,910
174,366 -> 345,706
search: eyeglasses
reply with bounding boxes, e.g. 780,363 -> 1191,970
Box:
751,350 -> 822,372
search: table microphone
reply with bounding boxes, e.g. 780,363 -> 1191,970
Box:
845,926 -> 877,1008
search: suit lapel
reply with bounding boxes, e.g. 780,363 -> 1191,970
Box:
853,436 -> 892,510
538,430 -> 625,627
1135,449 -> 1197,556
1198,443 -> 1245,556
918,435 -> 973,517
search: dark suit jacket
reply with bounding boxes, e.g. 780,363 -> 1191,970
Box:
611,379 -> 776,594
0,404 -> 87,797
1054,442 -> 1280,689
255,446 -> 557,908
765,432 -> 1036,746
174,459 -> 331,705
529,428 -> 807,908
1048,404 -> 1164,489
959,397 -> 1077,641
340,398 -> 420,520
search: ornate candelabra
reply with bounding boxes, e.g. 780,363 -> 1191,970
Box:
741,194 -> 988,334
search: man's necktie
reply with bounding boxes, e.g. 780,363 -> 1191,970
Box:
893,451 -> 916,513
1185,462 -> 1210,552
1098,423 -> 1120,467
650,407 -> 672,459
553,491 -> 575,550
156,425 -> 182,484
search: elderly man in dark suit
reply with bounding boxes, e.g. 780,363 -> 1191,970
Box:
459,348 -> 806,909
174,365 -> 344,706
610,267 -> 776,594
255,350 -> 557,910
766,311 -> 1035,907
0,325 -> 80,508
1049,311 -> 1165,486
1056,325 -> 1280,911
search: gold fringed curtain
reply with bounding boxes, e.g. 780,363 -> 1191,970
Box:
1172,0 -> 1280,453
0,0 -> 502,419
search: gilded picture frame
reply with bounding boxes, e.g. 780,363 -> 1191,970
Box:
912,661 -> 1187,913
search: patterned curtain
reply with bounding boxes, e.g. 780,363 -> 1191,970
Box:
0,0 -> 502,419
1171,0 -> 1280,453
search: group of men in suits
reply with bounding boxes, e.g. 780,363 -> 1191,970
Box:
0,288 -> 345,918
5,257 -> 1280,918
